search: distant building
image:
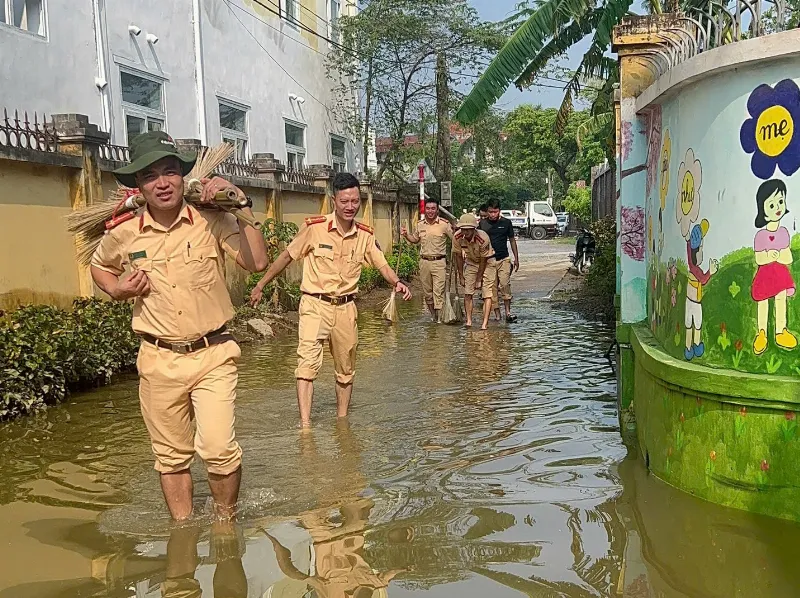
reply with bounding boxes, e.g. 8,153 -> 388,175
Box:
0,0 -> 358,171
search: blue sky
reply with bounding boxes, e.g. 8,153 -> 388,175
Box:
468,0 -> 589,111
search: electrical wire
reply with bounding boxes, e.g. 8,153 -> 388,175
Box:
225,2 -> 328,109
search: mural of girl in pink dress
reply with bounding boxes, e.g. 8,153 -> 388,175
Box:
752,179 -> 797,355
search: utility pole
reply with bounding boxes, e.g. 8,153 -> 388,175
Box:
435,51 -> 451,183
362,57 -> 374,175
547,170 -> 553,205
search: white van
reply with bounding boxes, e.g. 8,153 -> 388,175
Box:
525,201 -> 558,239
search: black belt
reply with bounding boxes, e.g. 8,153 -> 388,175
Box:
420,255 -> 446,261
140,326 -> 233,354
304,293 -> 356,305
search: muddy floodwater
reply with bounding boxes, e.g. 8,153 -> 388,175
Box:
2,242 -> 800,597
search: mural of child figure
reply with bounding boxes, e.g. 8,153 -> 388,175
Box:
752,179 -> 797,355
685,219 -> 719,360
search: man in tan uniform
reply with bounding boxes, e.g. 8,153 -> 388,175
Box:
91,131 -> 268,520
400,197 -> 453,322
250,173 -> 411,427
453,213 -> 496,330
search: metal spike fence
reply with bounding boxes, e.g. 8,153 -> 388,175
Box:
0,109 -> 58,152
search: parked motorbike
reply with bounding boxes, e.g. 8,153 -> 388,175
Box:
570,228 -> 595,275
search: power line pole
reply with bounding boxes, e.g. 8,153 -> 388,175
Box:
435,51 -> 451,183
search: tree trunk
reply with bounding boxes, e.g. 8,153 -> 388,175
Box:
362,57 -> 374,176
435,51 -> 451,182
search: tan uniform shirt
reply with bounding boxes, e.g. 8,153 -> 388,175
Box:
416,217 -> 453,257
453,229 -> 495,264
91,203 -> 240,342
287,213 -> 388,296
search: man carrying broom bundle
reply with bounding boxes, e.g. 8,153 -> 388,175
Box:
453,213 -> 497,330
90,131 -> 269,521
249,173 -> 412,427
400,197 -> 453,323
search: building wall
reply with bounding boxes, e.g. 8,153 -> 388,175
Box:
0,0 -> 356,170
0,3 -> 101,124
0,161 -> 81,309
642,49 -> 800,377
201,0 -> 351,167
103,0 -> 200,144
617,26 -> 800,522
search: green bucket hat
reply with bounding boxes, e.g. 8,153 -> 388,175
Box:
113,131 -> 197,188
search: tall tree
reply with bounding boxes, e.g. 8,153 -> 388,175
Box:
326,0 -> 504,181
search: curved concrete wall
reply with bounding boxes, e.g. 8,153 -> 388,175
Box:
623,29 -> 800,520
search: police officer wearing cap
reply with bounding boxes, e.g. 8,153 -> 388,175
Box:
250,173 -> 412,427
401,196 -> 453,323
91,131 -> 268,520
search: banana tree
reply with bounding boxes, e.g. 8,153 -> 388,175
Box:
455,0 -> 780,135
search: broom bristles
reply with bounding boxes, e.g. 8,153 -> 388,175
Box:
382,292 -> 399,323
66,143 -> 235,265
441,270 -> 458,324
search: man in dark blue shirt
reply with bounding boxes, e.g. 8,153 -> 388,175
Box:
479,199 -> 520,322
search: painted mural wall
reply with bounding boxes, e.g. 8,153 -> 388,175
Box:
643,63 -> 800,377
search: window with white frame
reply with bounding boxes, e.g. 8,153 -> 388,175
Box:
1,0 -> 46,36
120,70 -> 165,146
219,100 -> 249,161
284,0 -> 299,26
331,136 -> 347,172
329,0 -> 340,41
285,121 -> 306,170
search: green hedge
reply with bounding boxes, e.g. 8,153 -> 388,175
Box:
579,216 -> 616,321
359,241 -> 420,294
0,299 -> 138,420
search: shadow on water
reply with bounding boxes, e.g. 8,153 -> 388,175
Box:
1,295 -> 800,596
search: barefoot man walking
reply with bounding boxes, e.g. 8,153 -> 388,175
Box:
250,173 -> 412,427
91,131 -> 268,520
453,213 -> 496,330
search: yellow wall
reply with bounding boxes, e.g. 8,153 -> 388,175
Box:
0,160 -> 81,310
1,155 -> 409,308
373,200 -> 393,252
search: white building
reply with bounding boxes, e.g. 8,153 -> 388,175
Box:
0,0 -> 358,171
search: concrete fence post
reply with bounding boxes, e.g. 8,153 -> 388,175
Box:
53,114 -> 109,299
309,164 -> 333,215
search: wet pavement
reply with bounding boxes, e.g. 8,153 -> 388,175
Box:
1,239 -> 800,597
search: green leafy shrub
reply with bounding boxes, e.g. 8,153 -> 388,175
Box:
359,240 -> 420,293
248,218 -> 301,311
0,299 -> 138,420
579,216 -> 616,320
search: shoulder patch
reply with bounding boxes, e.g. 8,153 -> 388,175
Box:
355,222 -> 374,235
304,216 -> 328,226
455,231 -> 464,239
476,235 -> 485,244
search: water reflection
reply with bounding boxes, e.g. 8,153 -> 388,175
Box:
4,292 -> 800,597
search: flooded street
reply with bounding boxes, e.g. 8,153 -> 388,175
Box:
2,240 -> 800,597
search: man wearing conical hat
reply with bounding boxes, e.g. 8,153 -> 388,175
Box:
91,131 -> 268,520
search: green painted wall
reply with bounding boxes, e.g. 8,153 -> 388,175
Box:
632,325 -> 800,522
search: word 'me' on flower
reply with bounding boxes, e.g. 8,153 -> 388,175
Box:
740,79 -> 800,179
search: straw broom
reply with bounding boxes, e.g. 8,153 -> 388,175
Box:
66,143 -> 260,265
441,263 -> 459,324
382,242 -> 404,324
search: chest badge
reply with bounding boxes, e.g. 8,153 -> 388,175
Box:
128,250 -> 147,261
318,243 -> 333,250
